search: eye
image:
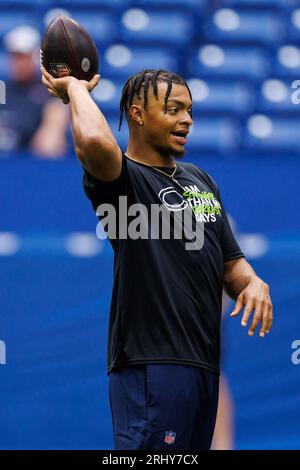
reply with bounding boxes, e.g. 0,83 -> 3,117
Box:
168,108 -> 178,113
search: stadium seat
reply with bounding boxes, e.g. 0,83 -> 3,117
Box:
222,0 -> 296,8
131,0 -> 207,9
56,9 -> 118,46
107,114 -> 129,151
286,8 -> 300,41
186,78 -> 254,116
54,0 -> 126,7
0,0 -> 48,5
186,116 -> 240,153
256,78 -> 299,114
273,44 -> 300,79
119,8 -> 195,47
0,48 -> 7,81
243,114 -> 300,153
91,78 -> 124,114
203,8 -> 285,46
101,44 -> 179,79
188,45 -> 270,81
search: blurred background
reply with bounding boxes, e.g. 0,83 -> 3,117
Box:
0,0 -> 299,450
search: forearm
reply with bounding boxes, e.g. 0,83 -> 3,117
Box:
67,82 -> 117,161
223,257 -> 257,300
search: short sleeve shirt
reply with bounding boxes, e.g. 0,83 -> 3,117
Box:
83,152 -> 244,375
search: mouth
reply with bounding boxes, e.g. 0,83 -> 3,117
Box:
170,130 -> 189,146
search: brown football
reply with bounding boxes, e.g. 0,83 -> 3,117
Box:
40,16 -> 99,81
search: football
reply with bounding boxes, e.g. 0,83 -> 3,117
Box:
40,16 -> 99,81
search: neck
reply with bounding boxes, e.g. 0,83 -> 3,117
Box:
126,140 -> 176,168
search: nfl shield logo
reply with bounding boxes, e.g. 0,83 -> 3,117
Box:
50,63 -> 71,78
164,431 -> 176,445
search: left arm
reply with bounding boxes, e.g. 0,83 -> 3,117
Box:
224,257 -> 273,337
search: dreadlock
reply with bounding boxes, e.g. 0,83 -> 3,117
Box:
118,69 -> 192,131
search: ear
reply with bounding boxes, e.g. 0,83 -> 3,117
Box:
129,104 -> 144,125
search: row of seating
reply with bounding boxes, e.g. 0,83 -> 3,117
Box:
0,0 -> 297,9
92,76 -> 300,115
108,113 -> 300,154
1,6 -> 300,47
1,43 -> 300,81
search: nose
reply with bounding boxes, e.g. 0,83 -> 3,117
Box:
179,111 -> 193,126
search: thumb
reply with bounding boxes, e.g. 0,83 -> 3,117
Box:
88,74 -> 100,91
230,295 -> 244,317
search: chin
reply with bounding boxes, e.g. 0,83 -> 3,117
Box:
172,146 -> 186,158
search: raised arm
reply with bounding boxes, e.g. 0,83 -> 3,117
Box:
41,67 -> 122,181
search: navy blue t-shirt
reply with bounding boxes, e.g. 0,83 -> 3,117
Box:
83,152 -> 244,375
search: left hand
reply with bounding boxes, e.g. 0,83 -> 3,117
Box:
230,276 -> 273,337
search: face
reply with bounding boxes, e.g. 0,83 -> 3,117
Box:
130,81 -> 193,158
9,52 -> 36,82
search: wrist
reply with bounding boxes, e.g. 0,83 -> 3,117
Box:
67,79 -> 87,96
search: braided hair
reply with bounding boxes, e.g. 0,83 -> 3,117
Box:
118,69 -> 192,131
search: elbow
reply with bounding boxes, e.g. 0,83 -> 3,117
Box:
75,144 -> 86,165
81,134 -> 115,157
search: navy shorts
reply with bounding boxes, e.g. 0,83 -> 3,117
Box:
109,364 -> 219,450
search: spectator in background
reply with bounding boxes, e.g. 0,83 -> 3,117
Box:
0,25 -> 70,158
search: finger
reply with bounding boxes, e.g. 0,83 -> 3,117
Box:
41,66 -> 54,83
42,74 -> 53,89
87,74 -> 100,92
47,88 -> 59,98
248,300 -> 263,336
230,294 -> 244,317
241,298 -> 255,328
266,303 -> 273,333
259,302 -> 269,337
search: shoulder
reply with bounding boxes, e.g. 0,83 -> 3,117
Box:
179,161 -> 219,193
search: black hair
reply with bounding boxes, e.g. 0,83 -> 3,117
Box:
118,69 -> 192,131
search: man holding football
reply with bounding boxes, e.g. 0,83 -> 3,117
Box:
41,65 -> 273,451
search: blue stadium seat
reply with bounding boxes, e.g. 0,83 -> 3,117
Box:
203,9 -> 285,46
286,8 -> 300,41
186,78 -> 254,116
186,116 -> 240,153
222,0 -> 296,7
0,10 -> 39,43
119,8 -> 194,46
54,0 -> 126,6
256,78 -> 299,114
0,0 -> 48,5
188,45 -> 270,81
107,113 -> 129,151
243,115 -> 300,153
273,44 -> 300,79
101,44 -> 179,79
91,78 -> 124,114
59,10 -> 118,46
0,48 -> 8,80
131,0 -> 207,9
